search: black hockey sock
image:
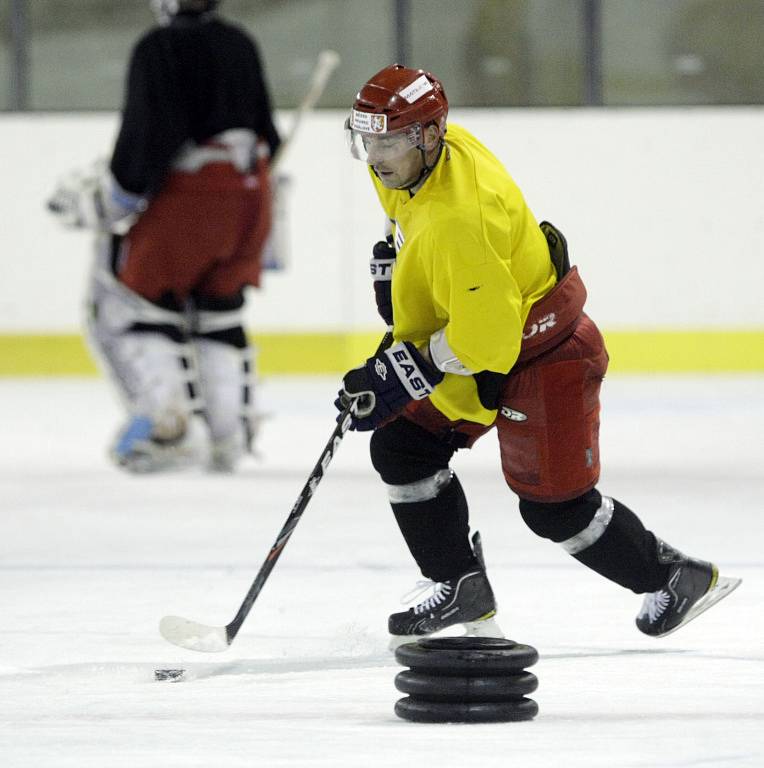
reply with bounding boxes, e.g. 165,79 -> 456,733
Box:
572,498 -> 671,593
520,491 -> 672,594
391,475 -> 477,583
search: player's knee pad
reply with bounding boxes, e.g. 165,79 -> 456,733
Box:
519,489 -> 615,554
369,416 -> 455,486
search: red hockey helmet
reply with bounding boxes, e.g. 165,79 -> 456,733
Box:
346,64 -> 448,163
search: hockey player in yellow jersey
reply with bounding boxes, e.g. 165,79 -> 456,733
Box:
369,120 -> 556,425
336,64 -> 740,646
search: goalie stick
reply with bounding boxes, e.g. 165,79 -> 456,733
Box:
270,48 -> 340,168
159,331 -> 393,652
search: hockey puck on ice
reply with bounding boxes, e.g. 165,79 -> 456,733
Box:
154,668 -> 185,682
395,695 -> 538,723
395,669 -> 538,701
395,637 -> 538,675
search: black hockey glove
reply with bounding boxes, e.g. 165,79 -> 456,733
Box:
335,341 -> 444,431
370,237 -> 396,328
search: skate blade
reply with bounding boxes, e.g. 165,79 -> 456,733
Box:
388,615 -> 505,651
655,575 -> 742,638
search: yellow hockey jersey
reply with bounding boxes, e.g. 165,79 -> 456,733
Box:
370,122 -> 556,425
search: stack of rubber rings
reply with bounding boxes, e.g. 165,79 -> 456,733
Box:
394,637 -> 539,723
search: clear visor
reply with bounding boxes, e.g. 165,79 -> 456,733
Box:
344,118 -> 422,163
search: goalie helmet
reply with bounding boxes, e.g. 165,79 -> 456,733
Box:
346,64 -> 448,165
151,0 -> 220,25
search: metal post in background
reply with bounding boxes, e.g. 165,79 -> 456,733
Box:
10,0 -> 30,110
394,0 -> 411,67
583,0 -> 603,106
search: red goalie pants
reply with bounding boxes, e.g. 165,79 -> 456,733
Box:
404,314 -> 609,503
117,160 -> 272,302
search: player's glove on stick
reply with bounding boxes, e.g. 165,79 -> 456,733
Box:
370,237 -> 396,329
335,342 -> 444,431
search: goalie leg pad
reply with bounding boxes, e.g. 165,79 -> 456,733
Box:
86,262 -> 202,470
192,293 -> 257,471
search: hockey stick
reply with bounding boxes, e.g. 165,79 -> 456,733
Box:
159,331 -> 393,652
270,49 -> 341,169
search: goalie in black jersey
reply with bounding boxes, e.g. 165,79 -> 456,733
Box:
54,0 -> 281,472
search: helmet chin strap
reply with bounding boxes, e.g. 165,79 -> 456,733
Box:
401,140 -> 445,193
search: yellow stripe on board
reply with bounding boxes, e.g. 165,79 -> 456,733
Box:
603,330 -> 764,372
0,335 -> 100,376
0,330 -> 763,376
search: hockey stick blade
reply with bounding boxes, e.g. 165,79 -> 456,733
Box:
159,331 -> 393,652
159,615 -> 230,653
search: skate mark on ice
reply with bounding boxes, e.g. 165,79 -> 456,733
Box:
189,653 -> 396,681
0,654 -> 397,684
542,647 -> 764,663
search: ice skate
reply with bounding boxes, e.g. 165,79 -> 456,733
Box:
636,540 -> 741,638
388,532 -> 504,650
111,413 -> 200,473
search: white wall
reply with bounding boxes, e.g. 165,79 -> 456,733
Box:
1,108 -> 763,333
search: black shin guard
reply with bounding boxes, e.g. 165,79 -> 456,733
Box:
370,418 -> 474,582
391,474 -> 477,583
570,499 -> 671,593
520,490 -> 670,594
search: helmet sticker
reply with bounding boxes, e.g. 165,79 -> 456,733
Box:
399,75 -> 434,104
350,109 -> 388,133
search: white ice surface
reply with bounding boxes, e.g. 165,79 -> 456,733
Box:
1,374 -> 763,767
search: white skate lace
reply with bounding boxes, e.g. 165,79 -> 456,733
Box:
399,580 -> 453,615
639,589 -> 671,622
